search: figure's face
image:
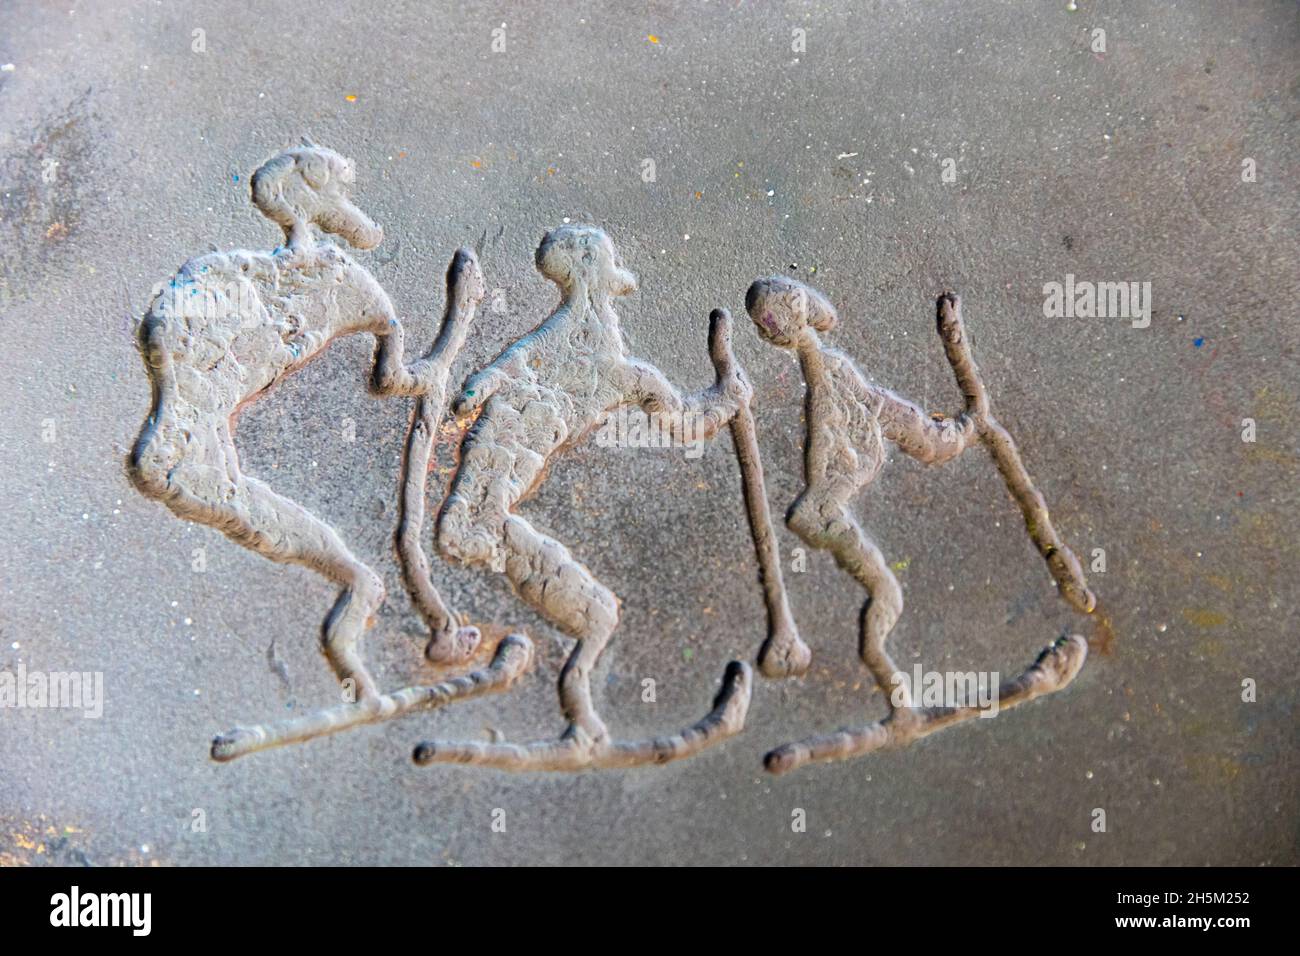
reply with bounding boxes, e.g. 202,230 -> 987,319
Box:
537,225 -> 637,296
597,232 -> 638,297
309,149 -> 383,249
745,275 -> 837,348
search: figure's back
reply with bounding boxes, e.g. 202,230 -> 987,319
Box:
143,244 -> 382,411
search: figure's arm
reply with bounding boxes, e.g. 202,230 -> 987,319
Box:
371,249 -> 485,398
620,356 -> 746,446
452,362 -> 511,416
877,386 -> 974,465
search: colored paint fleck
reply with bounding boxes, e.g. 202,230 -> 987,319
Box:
1193,337 -> 1205,347
682,646 -> 694,662
345,94 -> 357,102
648,35 -> 660,44
232,174 -> 239,182
470,160 -> 482,169
1182,608 -> 1227,628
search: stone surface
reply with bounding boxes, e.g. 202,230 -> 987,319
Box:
0,0 -> 1296,865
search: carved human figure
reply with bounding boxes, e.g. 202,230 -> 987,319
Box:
418,225 -> 755,769
747,277 -> 975,700
745,277 -> 1089,773
131,142 -> 485,719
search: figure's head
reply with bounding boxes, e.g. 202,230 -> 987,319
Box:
535,224 -> 638,298
251,141 -> 383,249
744,275 -> 838,349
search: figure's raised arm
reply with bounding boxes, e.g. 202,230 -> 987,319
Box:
877,385 -> 973,465
372,248 -> 485,398
452,351 -> 519,417
619,313 -> 750,446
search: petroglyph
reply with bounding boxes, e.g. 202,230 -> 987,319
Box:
743,277 -> 1095,774
414,224 -> 795,771
129,141 -> 531,761
129,144 -> 1090,774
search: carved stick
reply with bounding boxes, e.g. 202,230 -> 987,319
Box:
396,248 -> 484,663
936,294 -> 1096,614
707,308 -> 811,678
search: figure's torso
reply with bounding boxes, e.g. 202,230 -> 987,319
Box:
479,302 -> 629,457
142,243 -> 386,413
804,346 -> 887,489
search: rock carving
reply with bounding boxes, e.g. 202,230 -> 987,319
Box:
743,278 -> 1096,774
128,143 -> 1095,774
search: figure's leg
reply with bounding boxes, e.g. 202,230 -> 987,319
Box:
503,515 -> 618,743
439,483 -> 618,743
134,442 -> 385,700
431,447 -> 752,770
788,490 -> 908,703
772,486 -> 1088,776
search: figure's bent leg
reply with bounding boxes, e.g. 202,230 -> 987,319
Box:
788,492 -> 907,703
438,445 -> 619,742
135,440 -> 385,700
502,515 -> 618,743
426,443 -> 752,771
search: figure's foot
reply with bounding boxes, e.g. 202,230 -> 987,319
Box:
758,631 -> 812,679
425,624 -> 482,665
563,713 -> 610,749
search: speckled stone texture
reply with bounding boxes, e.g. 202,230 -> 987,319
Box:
0,0 -> 1296,865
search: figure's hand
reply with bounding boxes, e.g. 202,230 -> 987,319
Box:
450,247 -> 486,311
956,411 -> 977,442
706,308 -> 753,415
723,364 -> 754,412
453,369 -> 498,416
